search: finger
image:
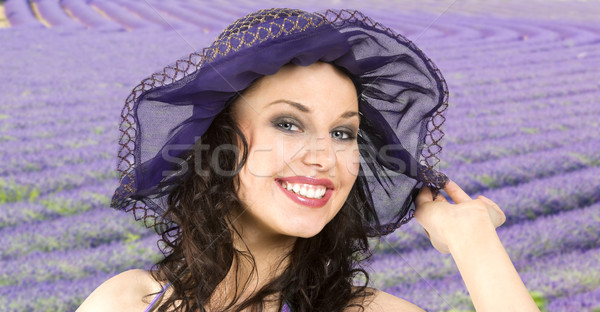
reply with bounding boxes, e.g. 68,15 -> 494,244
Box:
444,180 -> 471,204
477,195 -> 507,226
415,185 -> 433,207
433,191 -> 447,202
477,195 -> 498,209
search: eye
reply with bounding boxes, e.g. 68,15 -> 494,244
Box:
331,130 -> 356,141
274,118 -> 302,133
279,122 -> 298,131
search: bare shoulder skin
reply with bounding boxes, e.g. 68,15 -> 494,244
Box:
76,269 -> 422,312
75,269 -> 167,312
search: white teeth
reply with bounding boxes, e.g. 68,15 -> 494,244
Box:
299,185 -> 308,196
279,181 -> 327,199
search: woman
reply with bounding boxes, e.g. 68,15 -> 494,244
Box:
77,8 -> 539,312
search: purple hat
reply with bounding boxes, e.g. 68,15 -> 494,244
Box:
111,8 -> 450,237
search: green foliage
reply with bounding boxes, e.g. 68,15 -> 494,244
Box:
0,272 -> 11,287
477,174 -> 497,188
91,169 -> 118,180
124,242 -> 163,265
39,131 -> 55,139
81,191 -> 111,206
530,291 -> 548,312
367,237 -> 386,253
0,179 -> 39,204
568,152 -> 600,167
29,187 -> 40,202
33,296 -> 82,312
520,127 -> 540,134
525,208 -> 537,220
24,209 -> 45,221
67,137 -> 98,148
124,232 -> 141,243
39,195 -> 94,217
0,135 -> 16,142
24,162 -> 42,172
443,292 -> 475,312
443,291 -> 548,312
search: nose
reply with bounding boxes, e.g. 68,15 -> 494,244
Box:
300,136 -> 336,171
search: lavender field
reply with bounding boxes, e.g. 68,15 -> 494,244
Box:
1,0 -> 599,311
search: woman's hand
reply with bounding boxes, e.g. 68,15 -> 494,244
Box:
414,181 -> 540,311
413,180 -> 506,254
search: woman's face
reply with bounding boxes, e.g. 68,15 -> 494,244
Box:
230,62 -> 360,239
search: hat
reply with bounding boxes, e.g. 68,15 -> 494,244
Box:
111,8 -> 450,237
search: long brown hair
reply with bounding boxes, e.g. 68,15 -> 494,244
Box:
145,72 -> 378,312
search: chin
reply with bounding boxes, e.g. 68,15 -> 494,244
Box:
283,223 -> 326,239
294,231 -> 320,239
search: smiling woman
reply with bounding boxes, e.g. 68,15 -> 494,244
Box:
229,62 -> 361,240
75,7 -> 539,312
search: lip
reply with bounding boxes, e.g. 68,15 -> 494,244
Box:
275,177 -> 334,208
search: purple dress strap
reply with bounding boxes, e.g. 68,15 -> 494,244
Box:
282,301 -> 292,312
143,282 -> 170,312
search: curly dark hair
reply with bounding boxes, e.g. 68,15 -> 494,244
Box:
143,67 -> 380,312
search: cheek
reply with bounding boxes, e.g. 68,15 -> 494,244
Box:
242,127 -> 279,177
243,137 -> 302,178
245,146 -> 276,177
332,147 -> 360,205
338,144 -> 361,178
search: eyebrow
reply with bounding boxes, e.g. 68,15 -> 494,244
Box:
267,99 -> 360,120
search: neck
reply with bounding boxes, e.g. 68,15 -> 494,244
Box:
211,209 -> 297,309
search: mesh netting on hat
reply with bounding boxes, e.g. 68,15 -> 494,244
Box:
111,8 -> 449,237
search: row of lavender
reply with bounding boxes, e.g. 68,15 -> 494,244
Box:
2,1 -> 600,311
3,0 -> 243,31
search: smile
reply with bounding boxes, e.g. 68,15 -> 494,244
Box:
275,180 -> 333,208
280,181 -> 326,198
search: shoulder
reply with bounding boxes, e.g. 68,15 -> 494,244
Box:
349,286 -> 426,312
75,269 -> 165,312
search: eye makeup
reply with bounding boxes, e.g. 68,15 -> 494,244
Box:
270,114 -> 357,142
